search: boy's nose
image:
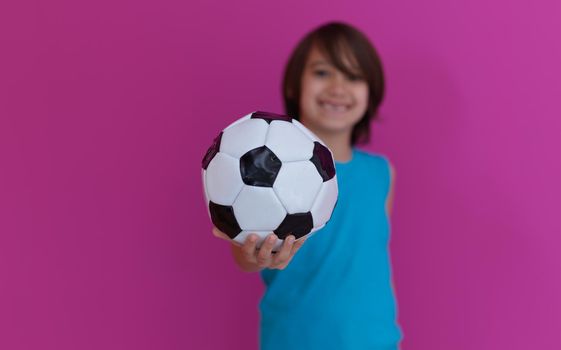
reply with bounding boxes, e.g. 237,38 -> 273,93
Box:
327,75 -> 347,96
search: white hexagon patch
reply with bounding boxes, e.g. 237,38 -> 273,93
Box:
233,185 -> 287,231
220,118 -> 269,158
273,161 -> 323,214
205,152 -> 244,206
265,120 -> 314,162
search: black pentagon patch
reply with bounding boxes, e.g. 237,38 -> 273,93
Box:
202,132 -> 223,170
274,212 -> 314,239
240,146 -> 282,187
310,142 -> 336,181
251,111 -> 292,124
209,201 -> 242,239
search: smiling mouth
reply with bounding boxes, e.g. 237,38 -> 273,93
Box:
319,101 -> 351,112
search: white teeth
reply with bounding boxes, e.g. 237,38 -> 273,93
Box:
321,102 -> 348,112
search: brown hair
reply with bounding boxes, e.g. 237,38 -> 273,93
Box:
283,22 -> 385,145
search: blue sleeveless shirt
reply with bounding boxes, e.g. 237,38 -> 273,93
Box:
259,149 -> 402,350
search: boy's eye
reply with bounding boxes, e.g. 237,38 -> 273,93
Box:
313,69 -> 330,77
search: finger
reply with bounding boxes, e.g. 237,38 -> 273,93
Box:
271,235 -> 295,269
290,237 -> 306,256
256,234 -> 276,267
212,227 -> 231,240
241,234 -> 259,261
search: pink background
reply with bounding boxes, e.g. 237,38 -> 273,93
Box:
1,0 -> 560,349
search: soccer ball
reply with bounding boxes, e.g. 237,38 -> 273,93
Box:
201,111 -> 338,251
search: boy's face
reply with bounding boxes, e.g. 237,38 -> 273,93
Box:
298,46 -> 369,140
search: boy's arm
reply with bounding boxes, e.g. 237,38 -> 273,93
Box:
386,163 -> 395,217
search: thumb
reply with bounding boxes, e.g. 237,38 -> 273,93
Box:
212,227 -> 231,240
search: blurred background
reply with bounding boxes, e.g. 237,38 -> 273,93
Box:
1,0 -> 560,349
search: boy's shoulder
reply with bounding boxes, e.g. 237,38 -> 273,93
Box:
352,149 -> 394,188
353,148 -> 392,168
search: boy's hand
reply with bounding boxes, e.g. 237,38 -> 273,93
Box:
212,226 -> 306,271
243,233 -> 306,270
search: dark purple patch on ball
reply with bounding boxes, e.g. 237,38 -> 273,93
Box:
251,111 -> 292,124
310,142 -> 336,181
209,201 -> 242,239
274,212 -> 313,239
202,132 -> 223,170
240,146 -> 282,187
